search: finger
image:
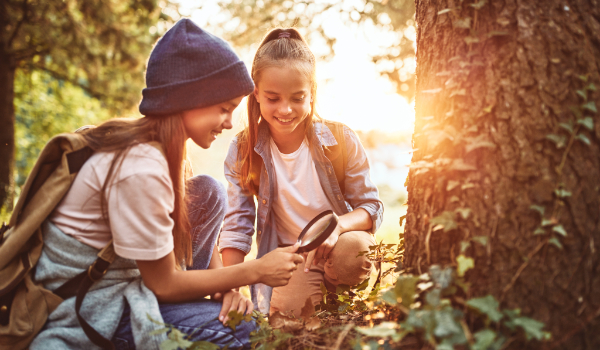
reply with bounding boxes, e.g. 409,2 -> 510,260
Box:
213,292 -> 223,301
219,293 -> 233,323
224,293 -> 242,324
237,296 -> 247,315
280,242 -> 300,253
313,247 -> 324,266
322,244 -> 334,261
247,299 -> 254,315
304,250 -> 315,272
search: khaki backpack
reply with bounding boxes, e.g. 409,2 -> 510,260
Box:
0,132 -> 117,350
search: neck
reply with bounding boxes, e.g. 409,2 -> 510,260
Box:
269,122 -> 307,154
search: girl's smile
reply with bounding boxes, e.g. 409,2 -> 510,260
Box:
254,65 -> 312,153
182,96 -> 243,149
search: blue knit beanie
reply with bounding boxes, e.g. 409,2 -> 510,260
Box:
139,19 -> 254,116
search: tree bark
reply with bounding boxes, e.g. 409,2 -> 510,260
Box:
406,0 -> 600,348
0,47 -> 15,212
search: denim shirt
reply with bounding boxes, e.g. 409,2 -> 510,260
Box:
219,120 -> 383,313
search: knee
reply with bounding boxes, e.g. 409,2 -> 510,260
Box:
187,175 -> 227,215
325,231 -> 375,286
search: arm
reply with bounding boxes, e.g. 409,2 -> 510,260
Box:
222,247 -> 245,266
208,245 -> 224,269
137,244 -> 303,304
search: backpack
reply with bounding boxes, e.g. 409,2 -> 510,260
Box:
249,119 -> 348,195
0,132 -> 118,350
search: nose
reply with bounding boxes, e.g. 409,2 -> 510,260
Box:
222,112 -> 233,130
277,102 -> 292,115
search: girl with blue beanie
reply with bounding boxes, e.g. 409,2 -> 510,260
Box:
220,28 -> 383,317
30,19 -> 303,350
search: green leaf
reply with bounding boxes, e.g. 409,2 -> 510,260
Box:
425,289 -> 441,307
472,236 -> 488,246
466,295 -> 503,323
394,275 -> 419,308
429,265 -> 454,289
559,121 -> 574,133
533,227 -> 546,235
460,241 -> 471,253
529,205 -> 545,216
473,329 -> 497,350
505,316 -> 550,341
552,224 -> 567,236
149,327 -> 170,336
545,134 -> 567,148
356,322 -> 399,338
578,75 -> 589,82
456,255 -> 474,277
469,0 -> 487,9
576,89 -> 588,100
587,82 -> 597,91
161,328 -> 193,350
541,219 -> 554,227
430,211 -> 458,232
576,134 -> 591,146
455,208 -> 471,220
548,237 -> 563,249
189,341 -> 220,350
554,188 -> 572,198
577,117 -> 594,131
582,101 -> 597,113
433,309 -> 462,337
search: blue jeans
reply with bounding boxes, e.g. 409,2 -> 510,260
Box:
111,175 -> 256,349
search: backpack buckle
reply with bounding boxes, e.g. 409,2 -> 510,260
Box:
87,259 -> 109,282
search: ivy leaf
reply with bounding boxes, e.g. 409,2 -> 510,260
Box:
533,227 -> 546,235
576,89 -> 588,100
161,328 -> 193,350
577,117 -> 594,131
425,289 -> 441,307
149,327 -> 170,336
189,341 -> 220,350
472,236 -> 488,246
466,295 -> 503,323
582,101 -> 597,113
541,218 -> 554,227
430,211 -> 458,232
453,17 -> 472,29
552,224 -> 567,236
546,134 -> 567,148
429,265 -> 454,289
472,329 -> 497,350
530,205 -> 545,216
576,134 -> 591,146
548,237 -> 563,249
504,315 -> 550,341
356,322 -> 399,338
587,82 -> 597,91
456,255 -> 474,277
455,208 -> 471,219
394,275 -> 419,308
433,309 -> 462,338
554,189 -> 572,198
460,241 -> 471,253
559,122 -> 574,133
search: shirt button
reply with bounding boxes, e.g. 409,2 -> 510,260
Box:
258,230 -> 262,235
262,199 -> 267,204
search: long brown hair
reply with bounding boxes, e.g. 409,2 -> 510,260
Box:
80,115 -> 192,266
238,28 -> 320,195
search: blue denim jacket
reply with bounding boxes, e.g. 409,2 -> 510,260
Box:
219,120 -> 383,313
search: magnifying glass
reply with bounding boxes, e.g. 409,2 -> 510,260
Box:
294,210 -> 339,254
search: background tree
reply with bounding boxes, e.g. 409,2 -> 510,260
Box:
404,0 -> 599,348
212,0 -> 416,97
0,0 -> 172,212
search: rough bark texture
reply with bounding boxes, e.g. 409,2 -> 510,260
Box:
0,44 -> 15,212
405,0 -> 600,348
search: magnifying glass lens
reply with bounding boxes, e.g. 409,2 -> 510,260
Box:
301,213 -> 334,245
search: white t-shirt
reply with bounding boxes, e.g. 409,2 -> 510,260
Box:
270,138 -> 334,245
50,143 -> 175,261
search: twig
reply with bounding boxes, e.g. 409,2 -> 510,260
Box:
549,305 -> 600,349
332,322 -> 354,350
501,240 -> 546,301
425,223 -> 433,265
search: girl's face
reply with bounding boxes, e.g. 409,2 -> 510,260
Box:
254,66 -> 312,140
182,96 -> 243,149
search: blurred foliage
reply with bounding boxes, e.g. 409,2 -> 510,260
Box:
4,0 -> 171,111
208,0 -> 416,100
13,70 -> 111,189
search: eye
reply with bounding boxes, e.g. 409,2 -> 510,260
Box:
221,107 -> 230,114
267,97 -> 279,102
293,96 -> 305,102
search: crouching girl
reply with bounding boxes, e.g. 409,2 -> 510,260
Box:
30,19 -> 303,350
220,28 -> 384,316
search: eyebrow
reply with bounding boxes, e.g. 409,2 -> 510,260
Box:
264,90 -> 307,95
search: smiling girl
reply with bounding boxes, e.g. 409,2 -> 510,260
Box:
220,28 -> 384,316
29,20 -> 303,350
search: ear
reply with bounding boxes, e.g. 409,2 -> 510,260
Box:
253,87 -> 260,101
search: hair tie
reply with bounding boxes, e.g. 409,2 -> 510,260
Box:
278,32 -> 291,39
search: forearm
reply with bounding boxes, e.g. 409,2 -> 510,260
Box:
208,245 -> 223,269
139,253 -> 261,303
221,247 -> 246,266
337,208 -> 373,234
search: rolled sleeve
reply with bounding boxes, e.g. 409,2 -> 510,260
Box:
219,137 -> 257,255
343,127 -> 384,234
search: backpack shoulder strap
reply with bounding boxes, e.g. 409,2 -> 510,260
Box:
322,120 -> 347,196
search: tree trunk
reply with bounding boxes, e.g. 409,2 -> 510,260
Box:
405,0 -> 600,348
0,47 -> 15,213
